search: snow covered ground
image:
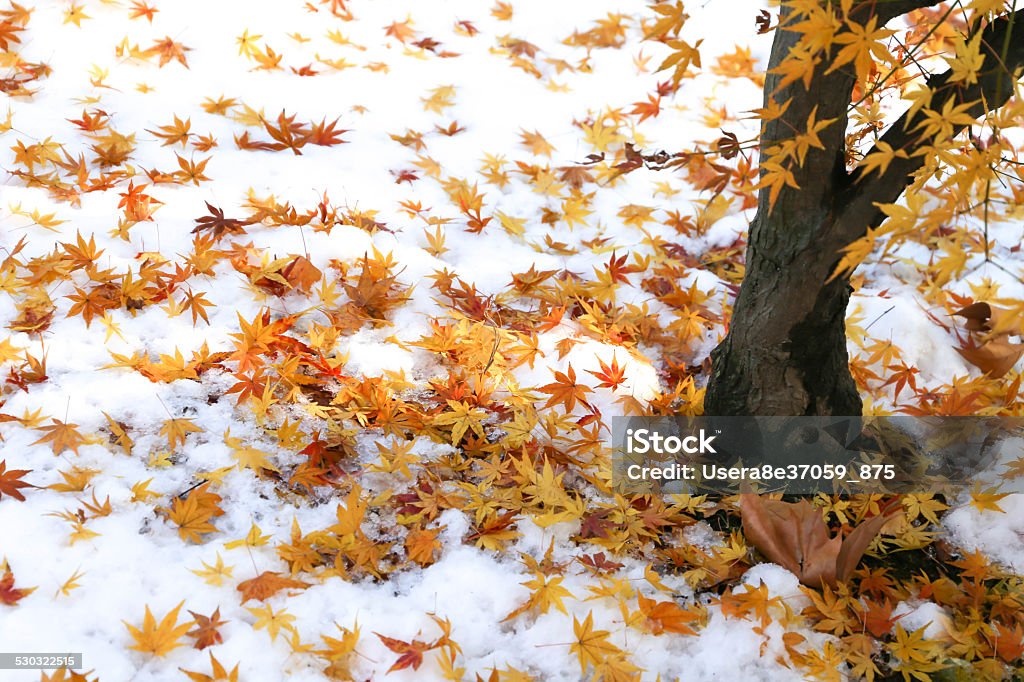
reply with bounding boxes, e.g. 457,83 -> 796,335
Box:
0,0 -> 1022,680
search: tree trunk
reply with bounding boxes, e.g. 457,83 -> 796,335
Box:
703,3 -> 1024,417
706,224 -> 861,416
704,2 -> 861,417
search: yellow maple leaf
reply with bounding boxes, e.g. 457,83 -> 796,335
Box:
181,652 -> 240,682
0,337 -> 23,364
433,400 -> 488,445
503,572 -> 573,621
571,612 -> 621,675
160,417 -> 202,451
945,31 -> 985,85
582,116 -> 624,153
519,129 -> 555,156
124,601 -> 191,656
825,16 -> 895,85
969,488 -> 1010,513
421,85 -> 456,113
191,552 -> 235,586
223,428 -> 279,472
247,604 -> 296,641
131,478 -> 160,503
224,522 -> 271,550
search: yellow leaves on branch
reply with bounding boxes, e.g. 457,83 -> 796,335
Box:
642,0 -> 700,85
656,38 -> 702,87
757,106 -> 836,211
827,224 -> 887,284
945,31 -> 985,85
912,98 -> 980,146
644,0 -> 688,40
786,106 -> 836,166
856,140 -> 908,178
756,157 -> 799,211
825,16 -> 895,86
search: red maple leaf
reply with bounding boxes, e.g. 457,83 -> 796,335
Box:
0,568 -> 35,606
0,460 -> 31,501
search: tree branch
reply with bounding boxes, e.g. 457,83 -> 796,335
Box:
859,0 -> 950,23
831,8 -> 1024,247
752,0 -> 952,254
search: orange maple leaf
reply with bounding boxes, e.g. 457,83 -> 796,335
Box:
237,571 -> 310,603
637,593 -> 701,635
32,419 -> 88,455
0,460 -> 32,501
375,633 -> 434,672
587,356 -> 627,390
145,36 -> 191,68
539,364 -> 593,412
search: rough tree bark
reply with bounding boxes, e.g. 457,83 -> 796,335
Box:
704,2 -> 1024,416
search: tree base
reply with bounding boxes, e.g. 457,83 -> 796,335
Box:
704,275 -> 862,417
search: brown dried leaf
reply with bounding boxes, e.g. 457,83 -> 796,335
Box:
187,607 -> 227,650
740,494 -> 897,589
955,337 -> 1024,378
281,255 -> 322,293
954,301 -> 1024,337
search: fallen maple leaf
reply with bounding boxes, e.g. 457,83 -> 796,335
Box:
404,527 -> 442,567
0,460 -> 32,501
587,355 -> 627,390
570,612 -> 621,675
539,364 -> 593,412
193,202 -> 251,239
32,419 -> 88,455
180,652 -> 240,682
124,601 -> 191,656
953,302 -> 1024,376
145,36 -> 191,68
0,566 -> 36,605
161,417 -> 202,451
861,597 -> 904,638
955,337 -> 1024,378
990,621 -> 1024,663
954,301 -> 1024,336
740,494 -> 898,588
637,593 -> 701,635
237,571 -> 310,603
280,255 -> 322,293
375,632 -> 443,673
187,607 -> 227,650
163,483 -> 225,543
